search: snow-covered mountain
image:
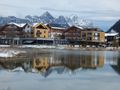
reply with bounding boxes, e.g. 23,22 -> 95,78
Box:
107,19 -> 120,34
0,16 -> 30,25
51,16 -> 69,28
65,15 -> 93,27
0,11 -> 93,28
40,11 -> 55,24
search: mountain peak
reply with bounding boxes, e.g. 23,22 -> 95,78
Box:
54,16 -> 68,24
107,19 -> 120,34
0,11 -> 94,28
43,11 -> 51,16
40,11 -> 54,24
41,11 -> 54,19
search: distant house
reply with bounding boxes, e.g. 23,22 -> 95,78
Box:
63,26 -> 105,46
80,28 -> 105,46
47,24 -> 68,39
63,26 -> 82,41
106,20 -> 120,46
0,24 -> 24,38
107,20 -> 120,35
8,23 -> 32,38
0,24 -> 25,45
32,23 -> 49,38
105,29 -> 119,46
22,23 -> 32,38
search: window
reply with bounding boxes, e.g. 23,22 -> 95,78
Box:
36,30 -> 41,37
88,32 -> 92,35
94,37 -> 98,40
87,37 -> 92,40
82,32 -> 86,37
27,25 -> 30,28
94,33 -> 98,36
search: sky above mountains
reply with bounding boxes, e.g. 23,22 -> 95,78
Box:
0,0 -> 119,31
0,0 -> 120,21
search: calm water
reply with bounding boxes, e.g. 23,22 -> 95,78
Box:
0,50 -> 120,90
0,50 -> 120,76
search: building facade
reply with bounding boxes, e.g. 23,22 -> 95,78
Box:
80,28 -> 105,46
32,23 -> 49,38
63,26 -> 82,41
47,24 -> 67,39
22,23 -> 32,38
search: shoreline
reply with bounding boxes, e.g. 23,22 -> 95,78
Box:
0,45 -> 120,58
0,45 -> 120,51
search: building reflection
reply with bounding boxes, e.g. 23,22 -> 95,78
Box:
32,56 -> 49,72
32,52 -> 104,72
0,52 -> 105,77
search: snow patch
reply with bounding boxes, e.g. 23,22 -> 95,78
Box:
0,49 -> 26,58
19,45 -> 56,49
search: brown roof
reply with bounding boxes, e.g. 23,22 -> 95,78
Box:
63,26 -> 82,33
0,24 -> 25,37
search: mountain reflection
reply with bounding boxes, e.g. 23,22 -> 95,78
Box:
111,56 -> 120,74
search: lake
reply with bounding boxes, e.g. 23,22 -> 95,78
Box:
0,49 -> 120,90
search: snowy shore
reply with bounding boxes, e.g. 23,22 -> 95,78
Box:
0,48 -> 26,58
0,45 -> 120,58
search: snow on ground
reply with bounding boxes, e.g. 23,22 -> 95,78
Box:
0,49 -> 26,58
0,65 -> 120,90
0,45 -> 10,48
19,45 -> 56,49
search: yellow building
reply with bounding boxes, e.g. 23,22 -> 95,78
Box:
99,32 -> 105,43
32,23 -> 49,38
81,28 -> 105,43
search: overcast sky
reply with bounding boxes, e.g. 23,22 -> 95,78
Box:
0,0 -> 120,21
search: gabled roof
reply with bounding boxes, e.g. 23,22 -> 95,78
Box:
33,23 -> 38,26
33,23 -> 48,29
0,24 -> 21,31
22,23 -> 32,29
63,25 -> 83,33
0,24 -> 24,36
8,22 -> 26,27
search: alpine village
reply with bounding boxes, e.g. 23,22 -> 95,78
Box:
0,11 -> 119,48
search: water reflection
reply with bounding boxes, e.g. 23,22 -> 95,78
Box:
0,50 -> 120,77
111,55 -> 120,74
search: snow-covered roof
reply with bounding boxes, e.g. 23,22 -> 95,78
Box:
8,22 -> 26,27
75,26 -> 83,30
51,27 -> 66,29
32,23 -> 39,26
19,23 -> 26,27
105,33 -> 118,36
